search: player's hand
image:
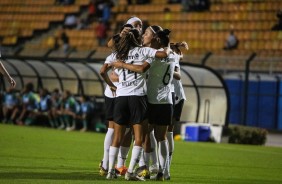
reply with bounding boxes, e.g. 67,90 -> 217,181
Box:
111,60 -> 124,69
176,41 -> 189,50
110,86 -> 117,97
8,77 -> 16,88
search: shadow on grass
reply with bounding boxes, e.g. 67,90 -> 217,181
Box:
0,172 -> 105,181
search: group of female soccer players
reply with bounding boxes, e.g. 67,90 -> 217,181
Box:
99,16 -> 188,181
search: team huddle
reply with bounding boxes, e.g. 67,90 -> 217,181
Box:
99,17 -> 188,181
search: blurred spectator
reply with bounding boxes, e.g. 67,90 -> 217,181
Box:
2,87 -> 19,124
64,14 -> 77,29
136,0 -> 150,4
96,0 -> 105,19
87,0 -> 97,23
57,29 -> 70,53
168,0 -> 181,3
272,10 -> 282,31
51,89 -> 64,129
77,95 -> 94,132
164,7 -> 171,22
76,18 -> 87,30
102,2 -> 112,23
223,30 -> 239,50
95,20 -> 108,46
14,83 -> 39,125
182,0 -> 210,12
34,88 -> 54,127
56,0 -> 75,5
62,90 -> 80,131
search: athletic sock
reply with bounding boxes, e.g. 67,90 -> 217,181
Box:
127,145 -> 142,173
108,146 -> 119,172
158,140 -> 168,174
102,128 -> 114,169
116,146 -> 130,168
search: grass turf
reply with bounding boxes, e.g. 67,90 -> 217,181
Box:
0,124 -> 282,184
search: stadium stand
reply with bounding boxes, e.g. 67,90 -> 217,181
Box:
0,0 -> 281,72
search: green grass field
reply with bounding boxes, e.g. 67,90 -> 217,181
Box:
0,124 -> 282,184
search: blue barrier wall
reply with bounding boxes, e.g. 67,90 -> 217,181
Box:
225,74 -> 279,130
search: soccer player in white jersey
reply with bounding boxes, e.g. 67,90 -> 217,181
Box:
112,26 -> 179,181
99,23 -> 136,177
102,28 -> 170,181
164,41 -> 188,180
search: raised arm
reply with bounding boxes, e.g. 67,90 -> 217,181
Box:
100,63 -> 116,92
173,66 -> 181,80
111,60 -> 150,74
0,61 -> 16,88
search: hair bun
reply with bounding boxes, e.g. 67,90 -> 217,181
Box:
163,29 -> 171,35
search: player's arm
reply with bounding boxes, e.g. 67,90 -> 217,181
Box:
111,60 -> 150,74
173,66 -> 181,80
0,61 -> 16,88
100,64 -> 116,91
155,46 -> 171,58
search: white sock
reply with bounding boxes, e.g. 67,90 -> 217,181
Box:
116,146 -> 130,168
158,140 -> 168,174
166,132 -> 174,153
138,148 -> 146,167
166,132 -> 174,175
102,128 -> 114,169
108,146 -> 119,172
150,130 -> 158,166
127,145 -> 142,173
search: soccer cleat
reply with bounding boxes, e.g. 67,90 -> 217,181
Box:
99,160 -> 103,169
125,172 -> 146,181
99,166 -> 108,176
115,165 -> 128,176
149,164 -> 159,174
156,172 -> 164,181
135,166 -> 150,179
106,170 -> 117,180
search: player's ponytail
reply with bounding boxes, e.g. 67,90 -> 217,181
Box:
156,29 -> 171,47
114,28 -> 141,60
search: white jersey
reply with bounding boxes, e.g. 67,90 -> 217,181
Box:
147,49 -> 177,104
170,53 -> 180,93
104,53 -> 118,98
172,58 -> 186,104
107,47 -> 157,97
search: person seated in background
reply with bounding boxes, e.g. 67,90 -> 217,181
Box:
13,83 -> 39,125
64,14 -> 77,29
1,87 -> 19,124
77,95 -> 94,132
51,88 -> 63,129
62,90 -> 80,131
272,10 -> 282,31
33,88 -> 54,127
223,30 -> 239,50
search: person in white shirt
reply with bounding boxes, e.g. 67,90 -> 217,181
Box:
101,28 -> 170,181
111,26 -> 177,181
164,41 -> 188,180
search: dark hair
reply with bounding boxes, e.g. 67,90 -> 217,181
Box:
113,28 -> 141,60
156,29 -> 171,47
120,24 -> 134,32
150,25 -> 163,33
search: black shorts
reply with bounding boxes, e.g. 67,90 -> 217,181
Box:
173,99 -> 184,121
105,96 -> 115,121
148,103 -> 173,126
113,96 -> 147,126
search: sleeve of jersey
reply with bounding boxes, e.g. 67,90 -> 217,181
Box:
104,53 -> 115,64
174,54 -> 180,68
143,47 -> 157,59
